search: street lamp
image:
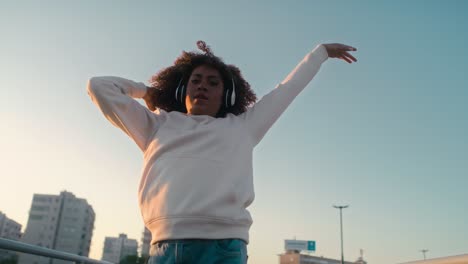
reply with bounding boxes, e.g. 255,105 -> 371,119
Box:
333,205 -> 349,264
420,249 -> 429,260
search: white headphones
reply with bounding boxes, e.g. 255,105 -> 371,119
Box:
175,76 -> 236,109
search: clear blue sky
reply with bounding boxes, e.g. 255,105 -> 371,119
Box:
1,1 -> 467,263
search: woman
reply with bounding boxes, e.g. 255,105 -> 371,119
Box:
87,41 -> 357,264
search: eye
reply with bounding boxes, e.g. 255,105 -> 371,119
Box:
209,81 -> 219,86
191,79 -> 200,84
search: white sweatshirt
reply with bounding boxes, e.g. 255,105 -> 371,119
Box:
87,44 -> 328,244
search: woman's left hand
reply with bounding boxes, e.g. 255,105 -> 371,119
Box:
323,43 -> 357,63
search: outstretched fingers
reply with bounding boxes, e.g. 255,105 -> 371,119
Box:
323,43 -> 358,63
343,51 -> 357,62
338,51 -> 357,63
340,55 -> 353,63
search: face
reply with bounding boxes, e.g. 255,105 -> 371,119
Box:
185,65 -> 224,117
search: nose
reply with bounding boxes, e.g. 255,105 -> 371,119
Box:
196,82 -> 208,91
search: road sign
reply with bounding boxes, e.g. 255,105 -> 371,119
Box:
307,241 -> 316,251
285,240 -> 316,252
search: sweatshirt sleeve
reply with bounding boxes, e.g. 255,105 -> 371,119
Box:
240,44 -> 328,146
87,76 -> 161,151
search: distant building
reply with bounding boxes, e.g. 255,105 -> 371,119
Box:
0,211 -> 22,260
280,239 -> 367,264
399,254 -> 468,264
17,191 -> 95,264
102,233 -> 138,263
0,211 -> 22,240
279,251 -> 358,264
140,227 -> 151,258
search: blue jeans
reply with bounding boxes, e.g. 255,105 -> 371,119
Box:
147,239 -> 248,264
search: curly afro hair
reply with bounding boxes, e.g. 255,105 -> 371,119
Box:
147,41 -> 257,117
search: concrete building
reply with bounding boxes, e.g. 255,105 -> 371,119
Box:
280,239 -> 367,264
140,227 -> 151,258
279,251 -> 358,264
0,211 -> 23,261
18,191 -> 95,264
102,233 -> 138,263
399,254 -> 468,264
0,211 -> 22,240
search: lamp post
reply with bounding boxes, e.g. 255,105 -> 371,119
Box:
333,205 -> 349,264
420,249 -> 429,260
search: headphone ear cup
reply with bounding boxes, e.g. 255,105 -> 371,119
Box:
229,77 -> 236,107
175,78 -> 184,103
224,89 -> 230,108
231,86 -> 236,106
181,85 -> 186,104
175,86 -> 180,102
223,77 -> 236,108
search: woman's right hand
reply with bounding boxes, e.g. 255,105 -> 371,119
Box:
143,87 -> 157,111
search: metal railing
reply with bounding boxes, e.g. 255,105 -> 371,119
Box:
0,237 -> 114,264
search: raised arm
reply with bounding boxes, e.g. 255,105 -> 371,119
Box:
241,43 -> 357,146
87,76 -> 161,151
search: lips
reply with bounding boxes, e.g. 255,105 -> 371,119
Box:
194,93 -> 209,100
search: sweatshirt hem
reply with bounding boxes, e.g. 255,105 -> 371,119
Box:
147,216 -> 251,245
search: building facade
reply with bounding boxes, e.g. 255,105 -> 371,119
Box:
399,254 -> 468,264
102,233 -> 138,263
17,191 -> 95,264
140,227 -> 151,258
279,250 -> 365,264
0,211 -> 23,261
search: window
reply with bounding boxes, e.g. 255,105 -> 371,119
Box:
33,196 -> 48,202
29,215 -> 43,220
31,205 -> 49,211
